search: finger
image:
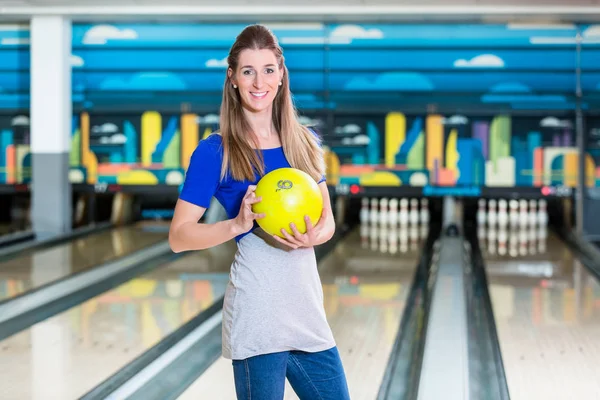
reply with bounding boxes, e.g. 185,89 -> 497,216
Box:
289,222 -> 304,239
304,216 -> 314,232
242,185 -> 257,199
281,227 -> 304,246
245,195 -> 262,205
252,212 -> 265,220
272,234 -> 298,249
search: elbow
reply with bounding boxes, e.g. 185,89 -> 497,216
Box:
168,230 -> 184,253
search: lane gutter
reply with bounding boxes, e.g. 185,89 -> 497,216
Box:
464,223 -> 511,400
376,223 -> 441,400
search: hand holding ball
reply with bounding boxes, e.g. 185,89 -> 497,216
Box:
251,168 -> 323,238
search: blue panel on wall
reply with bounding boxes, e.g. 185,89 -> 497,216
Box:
76,71 -> 325,92
328,71 -> 576,92
74,48 -> 325,70
0,50 -> 29,70
324,23 -> 577,48
72,23 -> 327,48
328,49 -> 577,71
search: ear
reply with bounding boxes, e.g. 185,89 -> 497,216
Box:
227,67 -> 235,85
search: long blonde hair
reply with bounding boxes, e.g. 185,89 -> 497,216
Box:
218,24 -> 325,183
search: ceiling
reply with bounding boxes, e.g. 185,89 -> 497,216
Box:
1,0 -> 600,23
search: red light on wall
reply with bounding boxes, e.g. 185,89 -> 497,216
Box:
350,184 -> 360,194
541,186 -> 551,196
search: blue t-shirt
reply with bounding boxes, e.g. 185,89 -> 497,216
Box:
179,132 -> 325,242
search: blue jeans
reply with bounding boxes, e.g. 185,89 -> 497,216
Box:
232,346 -> 350,399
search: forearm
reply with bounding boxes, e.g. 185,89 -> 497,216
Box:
313,210 -> 336,246
169,218 -> 241,252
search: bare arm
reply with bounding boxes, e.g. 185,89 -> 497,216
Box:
168,185 -> 264,253
312,182 -> 336,245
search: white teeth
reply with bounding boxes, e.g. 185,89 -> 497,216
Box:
251,92 -> 267,97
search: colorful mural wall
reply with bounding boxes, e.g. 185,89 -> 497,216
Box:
68,111 -> 219,185
1,21 -> 600,188
320,113 -> 597,189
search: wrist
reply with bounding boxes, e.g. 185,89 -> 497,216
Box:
227,218 -> 244,237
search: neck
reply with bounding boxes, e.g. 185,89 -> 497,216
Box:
243,106 -> 275,141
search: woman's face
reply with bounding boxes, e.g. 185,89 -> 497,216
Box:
230,48 -> 283,114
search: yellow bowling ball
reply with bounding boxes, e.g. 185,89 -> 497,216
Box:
252,167 -> 323,238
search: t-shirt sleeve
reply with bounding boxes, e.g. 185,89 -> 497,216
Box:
179,138 -> 222,208
307,126 -> 327,184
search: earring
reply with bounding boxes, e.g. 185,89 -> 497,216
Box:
279,81 -> 282,86
233,84 -> 237,88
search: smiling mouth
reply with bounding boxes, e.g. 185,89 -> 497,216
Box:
250,91 -> 268,98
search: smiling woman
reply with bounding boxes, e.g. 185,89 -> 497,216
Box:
168,24 -> 349,400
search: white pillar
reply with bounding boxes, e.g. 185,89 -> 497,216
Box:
30,15 -> 72,237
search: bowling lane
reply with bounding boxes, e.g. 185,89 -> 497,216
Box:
479,226 -> 600,400
178,222 -> 430,400
0,238 -> 237,400
0,222 -> 167,301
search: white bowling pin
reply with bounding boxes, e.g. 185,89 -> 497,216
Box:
537,199 -> 548,226
528,199 -> 537,227
509,199 -> 519,228
497,199 -> 508,229
360,198 -> 370,225
370,198 -> 379,225
487,199 -> 497,228
399,198 -> 409,227
409,198 -> 419,225
477,198 -> 487,226
379,198 -> 389,226
388,198 -> 399,227
518,199 -> 528,228
420,198 -> 430,225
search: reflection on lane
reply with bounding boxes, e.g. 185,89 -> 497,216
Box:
0,239 -> 237,400
479,226 -> 600,400
0,223 -> 167,301
179,224 -> 428,400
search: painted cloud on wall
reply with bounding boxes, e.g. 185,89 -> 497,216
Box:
280,24 -> 384,45
454,54 -> 505,68
83,25 -> 138,45
71,55 -> 84,67
205,57 -> 228,68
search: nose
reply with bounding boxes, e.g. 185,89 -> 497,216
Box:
253,74 -> 263,88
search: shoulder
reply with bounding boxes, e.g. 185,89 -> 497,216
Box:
193,132 -> 223,155
304,125 -> 323,147
201,132 -> 223,148
188,132 -> 223,169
